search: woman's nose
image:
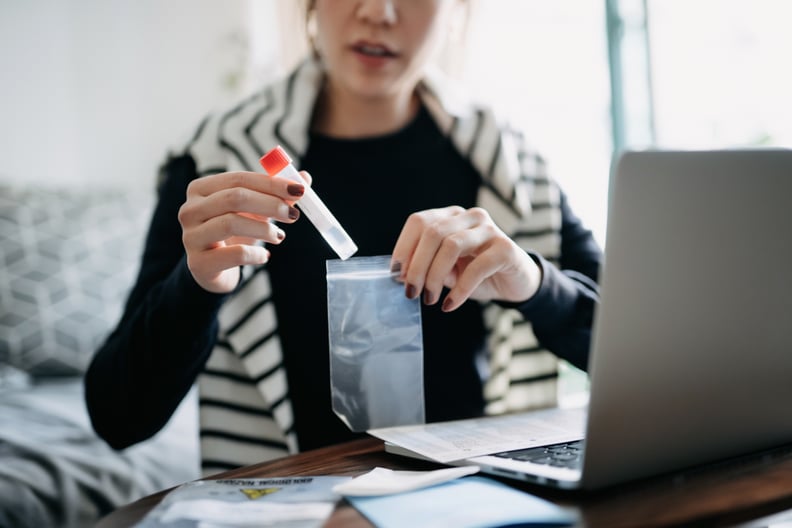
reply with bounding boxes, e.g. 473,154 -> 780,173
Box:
356,0 -> 398,26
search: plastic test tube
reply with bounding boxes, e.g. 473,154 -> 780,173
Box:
260,145 -> 358,260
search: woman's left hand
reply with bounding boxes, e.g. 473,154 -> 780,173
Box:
391,206 -> 542,312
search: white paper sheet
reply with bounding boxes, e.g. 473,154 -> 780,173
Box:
332,466 -> 480,496
368,406 -> 586,463
134,476 -> 351,528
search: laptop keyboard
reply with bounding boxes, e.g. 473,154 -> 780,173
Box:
492,440 -> 585,470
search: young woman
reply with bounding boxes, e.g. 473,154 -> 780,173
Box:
86,0 -> 601,475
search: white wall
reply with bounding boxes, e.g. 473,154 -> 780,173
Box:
1,1 -> 612,244
0,0 -> 280,189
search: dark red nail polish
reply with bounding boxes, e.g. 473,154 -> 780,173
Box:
276,229 -> 285,241
288,207 -> 300,220
390,261 -> 402,274
287,183 -> 304,197
406,284 -> 417,299
442,296 -> 454,312
423,289 -> 436,305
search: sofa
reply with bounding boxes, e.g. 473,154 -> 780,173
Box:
0,183 -> 199,528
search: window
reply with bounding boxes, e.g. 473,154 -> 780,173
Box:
646,0 -> 792,149
458,1 -> 614,400
461,1 -> 613,247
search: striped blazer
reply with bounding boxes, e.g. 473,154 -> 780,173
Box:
181,58 -> 564,475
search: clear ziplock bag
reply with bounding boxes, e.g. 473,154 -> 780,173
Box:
326,255 -> 425,432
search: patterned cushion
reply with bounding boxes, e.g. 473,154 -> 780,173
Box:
0,185 -> 154,377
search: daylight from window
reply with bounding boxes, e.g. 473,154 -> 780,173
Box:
648,0 -> 792,149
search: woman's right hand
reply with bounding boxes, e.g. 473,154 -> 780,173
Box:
178,170 -> 309,293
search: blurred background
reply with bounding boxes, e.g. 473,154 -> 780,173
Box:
3,0 -> 792,244
2,0 -> 792,396
4,0 -> 791,402
2,4 -> 790,521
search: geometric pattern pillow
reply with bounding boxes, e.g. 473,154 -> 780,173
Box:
0,184 -> 154,377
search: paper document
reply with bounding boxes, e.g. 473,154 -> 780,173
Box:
347,475 -> 576,528
333,466 -> 480,496
368,406 -> 586,463
134,476 -> 351,528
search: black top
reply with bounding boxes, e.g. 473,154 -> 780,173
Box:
85,105 -> 601,452
274,106 -> 486,449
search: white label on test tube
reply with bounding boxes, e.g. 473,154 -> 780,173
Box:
260,145 -> 358,260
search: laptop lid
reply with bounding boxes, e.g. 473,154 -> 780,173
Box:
378,148 -> 792,491
581,148 -> 792,489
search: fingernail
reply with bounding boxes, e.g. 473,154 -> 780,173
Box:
423,289 -> 436,305
288,207 -> 300,220
287,183 -> 304,197
441,296 -> 454,312
390,261 -> 401,274
405,284 -> 417,299
276,228 -> 285,241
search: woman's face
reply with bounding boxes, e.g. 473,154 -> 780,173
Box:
313,0 -> 457,102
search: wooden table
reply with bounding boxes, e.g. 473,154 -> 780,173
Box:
98,437 -> 792,527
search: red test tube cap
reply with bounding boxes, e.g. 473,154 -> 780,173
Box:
260,145 -> 292,176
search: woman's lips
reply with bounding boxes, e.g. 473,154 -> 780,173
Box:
350,41 -> 398,67
352,42 -> 396,57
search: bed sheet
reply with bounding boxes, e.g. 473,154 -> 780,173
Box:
0,377 -> 199,528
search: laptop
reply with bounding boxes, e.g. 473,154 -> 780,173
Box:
374,148 -> 792,490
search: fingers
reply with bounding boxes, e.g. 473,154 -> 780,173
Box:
187,170 -> 305,200
186,243 -> 271,293
179,171 -> 303,248
182,187 -> 300,227
440,239 -> 510,312
424,223 -> 499,308
391,206 -> 540,312
392,206 -> 466,272
392,206 -> 494,307
183,213 -> 287,252
178,170 -> 307,294
189,243 -> 271,271
182,173 -> 303,226
299,170 -> 313,186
